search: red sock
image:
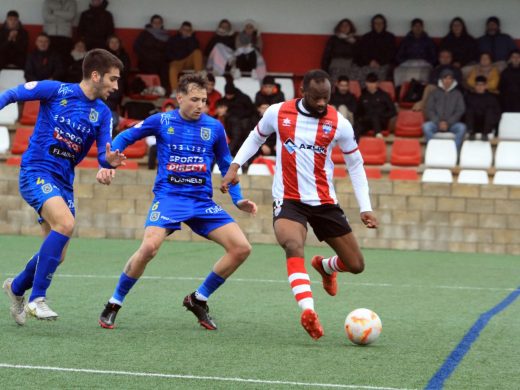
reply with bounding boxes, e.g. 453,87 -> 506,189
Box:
287,257 -> 314,311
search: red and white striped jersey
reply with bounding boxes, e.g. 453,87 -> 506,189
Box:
255,99 -> 359,206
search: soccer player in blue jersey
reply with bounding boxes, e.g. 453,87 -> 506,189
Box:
1,49 -> 127,325
97,73 -> 257,330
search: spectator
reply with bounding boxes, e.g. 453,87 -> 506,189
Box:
465,76 -> 500,141
330,75 -> 357,123
412,49 -> 463,112
235,19 -> 266,80
394,18 -> 436,87
477,16 -> 518,70
213,98 -> 229,127
25,33 -> 64,81
439,17 -> 478,69
133,14 -> 169,90
254,102 -> 276,157
498,49 -> 520,112
166,21 -> 203,94
423,69 -> 466,150
42,0 -> 77,62
147,99 -> 176,170
65,39 -> 86,82
321,18 -> 357,82
466,52 -> 500,94
355,73 -> 396,139
220,82 -> 255,156
105,35 -> 130,130
77,0 -> 114,50
206,73 -> 222,117
0,10 -> 29,69
254,76 -> 285,106
205,19 -> 237,76
355,14 -> 396,82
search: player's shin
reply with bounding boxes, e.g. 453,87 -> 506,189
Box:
195,271 -> 225,301
287,257 -> 314,311
29,231 -> 69,301
109,273 -> 139,305
11,253 -> 39,296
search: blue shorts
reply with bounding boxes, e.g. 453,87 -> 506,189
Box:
145,196 -> 234,237
19,169 -> 75,222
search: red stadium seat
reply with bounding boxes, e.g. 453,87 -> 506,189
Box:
19,101 -> 40,125
87,142 -> 98,157
389,169 -> 419,181
398,81 -> 414,109
334,165 -> 347,178
394,110 -> 424,137
348,80 -> 361,99
358,137 -> 386,165
77,158 -> 99,169
331,146 -> 344,164
6,156 -> 22,166
379,81 -> 396,102
11,127 -> 33,154
122,139 -> 147,158
365,167 -> 382,179
252,156 -> 276,174
129,74 -> 162,100
390,139 -> 421,166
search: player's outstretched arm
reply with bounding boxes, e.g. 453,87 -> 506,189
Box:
220,162 -> 241,193
105,143 -> 127,168
96,168 -> 115,185
236,199 -> 257,216
361,211 -> 378,229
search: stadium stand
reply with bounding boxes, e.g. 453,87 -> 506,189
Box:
0,69 -> 26,91
11,127 -> 33,154
19,100 -> 40,125
0,103 -> 19,125
0,126 -> 9,154
389,169 -> 419,181
459,140 -> 493,169
394,110 -> 424,137
421,168 -> 453,183
457,169 -> 489,184
358,137 -> 386,165
390,138 -> 421,166
424,139 -> 458,168
497,112 -> 520,140
493,170 -> 520,185
494,141 -> 520,170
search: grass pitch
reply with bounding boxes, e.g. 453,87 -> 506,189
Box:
0,235 -> 518,389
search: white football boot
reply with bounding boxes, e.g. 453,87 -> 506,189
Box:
25,297 -> 58,320
3,278 -> 27,326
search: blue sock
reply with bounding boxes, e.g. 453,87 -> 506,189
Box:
11,253 -> 39,296
110,273 -> 138,305
196,271 -> 225,300
29,231 -> 69,301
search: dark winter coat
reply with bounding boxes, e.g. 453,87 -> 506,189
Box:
396,31 -> 437,65
439,33 -> 478,66
77,0 -> 114,49
356,30 -> 396,66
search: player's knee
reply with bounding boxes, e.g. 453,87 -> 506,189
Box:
230,241 -> 252,262
53,219 -> 75,236
280,239 -> 304,257
349,256 -> 365,274
139,241 -> 160,260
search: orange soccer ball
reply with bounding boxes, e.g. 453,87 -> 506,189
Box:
344,308 -> 382,345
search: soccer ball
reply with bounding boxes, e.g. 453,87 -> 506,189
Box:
344,308 -> 382,345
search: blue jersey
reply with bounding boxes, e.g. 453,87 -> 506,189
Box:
0,80 -> 113,190
112,109 -> 242,203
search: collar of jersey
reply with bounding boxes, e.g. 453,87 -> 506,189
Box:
296,98 -> 328,118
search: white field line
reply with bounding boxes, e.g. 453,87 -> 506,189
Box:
3,272 -> 514,292
0,363 -> 417,390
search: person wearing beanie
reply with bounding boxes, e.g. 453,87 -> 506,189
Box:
477,16 -> 518,69
423,69 -> 466,150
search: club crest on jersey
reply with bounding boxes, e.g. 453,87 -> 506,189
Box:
200,127 -> 211,141
41,183 -> 53,194
282,118 -> 292,127
322,120 -> 333,134
89,108 -> 99,123
150,211 -> 160,222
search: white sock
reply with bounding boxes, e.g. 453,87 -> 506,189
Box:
195,291 -> 208,301
109,297 -> 122,306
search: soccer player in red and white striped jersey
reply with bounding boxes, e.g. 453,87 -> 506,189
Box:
221,69 -> 378,340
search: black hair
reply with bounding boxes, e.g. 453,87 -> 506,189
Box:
334,18 -> 356,34
449,17 -> 469,36
302,69 -> 330,91
181,21 -> 192,29
7,10 -> 19,18
365,72 -> 379,83
206,73 -> 216,83
411,18 -> 424,27
337,75 -> 350,83
371,14 -> 387,31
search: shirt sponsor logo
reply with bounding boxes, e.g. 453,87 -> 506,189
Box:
54,115 -> 93,134
89,108 -> 99,123
166,163 -> 206,172
168,175 -> 206,186
49,145 -> 76,162
24,81 -> 38,90
54,128 -> 83,153
160,114 -> 171,125
283,138 -> 326,154
200,127 -> 211,141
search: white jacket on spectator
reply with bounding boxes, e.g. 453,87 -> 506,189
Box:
42,0 -> 77,38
